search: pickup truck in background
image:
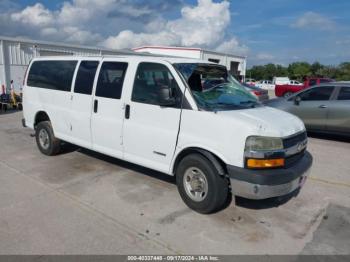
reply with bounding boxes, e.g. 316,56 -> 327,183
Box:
275,77 -> 334,97
255,80 -> 275,90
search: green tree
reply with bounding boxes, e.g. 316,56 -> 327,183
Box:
310,62 -> 324,76
336,62 -> 350,80
247,61 -> 350,82
288,62 -> 311,80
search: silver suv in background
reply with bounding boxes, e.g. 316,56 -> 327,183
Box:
266,83 -> 350,136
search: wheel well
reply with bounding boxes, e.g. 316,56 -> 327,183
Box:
34,111 -> 50,127
173,147 -> 228,177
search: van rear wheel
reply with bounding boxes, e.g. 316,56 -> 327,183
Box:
176,154 -> 229,214
35,121 -> 61,156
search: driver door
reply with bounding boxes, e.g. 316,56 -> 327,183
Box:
122,62 -> 183,173
289,86 -> 335,130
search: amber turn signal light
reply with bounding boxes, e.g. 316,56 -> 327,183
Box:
247,158 -> 285,168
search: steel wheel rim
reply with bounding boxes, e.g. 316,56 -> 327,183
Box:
183,167 -> 208,202
38,129 -> 50,150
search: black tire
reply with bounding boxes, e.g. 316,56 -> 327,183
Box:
35,121 -> 61,156
176,154 -> 229,214
283,92 -> 293,98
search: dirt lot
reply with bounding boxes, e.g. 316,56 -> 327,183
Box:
0,111 -> 349,255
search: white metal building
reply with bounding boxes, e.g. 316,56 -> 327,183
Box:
133,46 -> 247,81
0,36 -> 132,92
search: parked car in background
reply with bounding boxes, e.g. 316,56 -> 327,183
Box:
290,80 -> 303,86
273,77 -> 290,85
245,78 -> 256,86
256,80 -> 275,90
275,77 -> 334,98
242,83 -> 269,102
266,83 -> 350,135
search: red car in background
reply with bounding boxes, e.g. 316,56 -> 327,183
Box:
275,77 -> 334,97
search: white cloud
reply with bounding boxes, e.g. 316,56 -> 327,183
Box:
103,30 -> 180,49
101,0 -> 247,55
167,0 -> 230,46
3,0 -> 247,56
11,3 -> 54,27
215,37 -> 249,55
291,12 -> 336,31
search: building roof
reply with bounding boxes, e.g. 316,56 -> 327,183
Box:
133,45 -> 247,59
0,35 -> 133,55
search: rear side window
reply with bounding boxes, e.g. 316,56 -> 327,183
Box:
74,61 -> 99,95
338,86 -> 350,100
132,62 -> 181,106
27,61 -> 77,91
300,86 -> 334,101
96,62 -> 128,99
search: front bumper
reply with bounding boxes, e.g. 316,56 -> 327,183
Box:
227,151 -> 313,200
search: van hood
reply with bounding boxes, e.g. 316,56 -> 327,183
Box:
216,106 -> 305,138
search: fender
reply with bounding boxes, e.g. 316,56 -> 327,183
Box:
172,147 -> 227,177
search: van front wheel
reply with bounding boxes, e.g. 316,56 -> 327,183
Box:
35,121 -> 61,156
176,154 -> 229,214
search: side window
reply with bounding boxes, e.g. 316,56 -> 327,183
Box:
74,61 -> 99,95
27,60 -> 77,91
300,86 -> 334,101
96,62 -> 128,99
338,86 -> 350,100
132,62 -> 181,106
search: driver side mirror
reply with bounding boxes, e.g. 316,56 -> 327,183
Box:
294,96 -> 301,106
158,86 -> 176,107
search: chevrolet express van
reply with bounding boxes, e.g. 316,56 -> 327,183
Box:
22,56 -> 312,213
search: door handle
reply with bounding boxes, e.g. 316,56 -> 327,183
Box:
94,99 -> 98,113
319,105 -> 327,109
125,104 -> 130,119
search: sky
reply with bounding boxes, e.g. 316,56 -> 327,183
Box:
1,0 -> 349,67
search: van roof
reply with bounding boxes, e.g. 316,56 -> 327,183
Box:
31,54 -> 217,65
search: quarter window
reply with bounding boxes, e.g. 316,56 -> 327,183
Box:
300,86 -> 334,101
132,62 -> 181,106
27,60 -> 77,91
96,62 -> 128,99
338,86 -> 350,100
74,61 -> 99,95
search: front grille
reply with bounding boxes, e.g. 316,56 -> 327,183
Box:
285,150 -> 305,167
283,132 -> 308,168
283,132 -> 307,148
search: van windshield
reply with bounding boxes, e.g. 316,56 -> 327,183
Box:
174,63 -> 259,111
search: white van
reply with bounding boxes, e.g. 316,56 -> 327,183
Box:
22,55 -> 312,213
273,77 -> 290,85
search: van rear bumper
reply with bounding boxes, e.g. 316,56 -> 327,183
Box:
227,151 -> 312,200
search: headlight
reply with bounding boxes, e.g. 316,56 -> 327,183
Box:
245,136 -> 284,169
245,136 -> 283,151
